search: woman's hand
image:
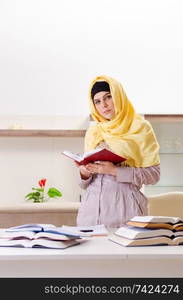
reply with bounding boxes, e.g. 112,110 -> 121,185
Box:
74,161 -> 92,180
85,161 -> 117,176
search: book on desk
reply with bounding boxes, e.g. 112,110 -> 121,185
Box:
0,223 -> 108,249
126,215 -> 183,230
0,223 -> 87,249
61,224 -> 108,236
109,215 -> 183,246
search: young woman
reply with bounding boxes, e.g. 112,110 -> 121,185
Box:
76,75 -> 160,228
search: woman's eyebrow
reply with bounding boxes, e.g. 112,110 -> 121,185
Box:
93,92 -> 111,102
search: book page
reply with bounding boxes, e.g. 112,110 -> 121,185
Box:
44,228 -> 83,238
0,238 -> 80,249
34,232 -> 72,241
6,223 -> 56,232
0,230 -> 76,241
62,149 -> 103,162
173,236 -> 183,245
61,224 -> 108,236
174,231 -> 183,237
109,234 -> 174,246
115,226 -> 173,239
62,150 -> 83,162
83,148 -> 104,159
0,230 -> 35,240
0,239 -> 31,247
30,238 -> 80,249
128,215 -> 183,224
172,223 -> 183,230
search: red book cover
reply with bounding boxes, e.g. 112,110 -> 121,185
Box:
62,148 -> 126,165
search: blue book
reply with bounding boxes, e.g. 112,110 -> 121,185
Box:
5,223 -> 82,238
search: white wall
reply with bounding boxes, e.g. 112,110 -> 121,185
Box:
1,0 -> 183,205
0,137 -> 84,203
0,0 -> 183,116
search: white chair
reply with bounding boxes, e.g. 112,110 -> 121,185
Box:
147,191 -> 183,218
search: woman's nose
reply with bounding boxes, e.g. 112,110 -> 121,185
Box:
101,100 -> 107,107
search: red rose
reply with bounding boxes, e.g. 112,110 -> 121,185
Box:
38,178 -> 46,188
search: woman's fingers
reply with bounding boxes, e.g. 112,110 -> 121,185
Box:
86,161 -> 116,176
87,161 -> 113,168
86,164 -> 102,173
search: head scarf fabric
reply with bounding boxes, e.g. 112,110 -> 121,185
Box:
91,81 -> 110,99
85,75 -> 160,167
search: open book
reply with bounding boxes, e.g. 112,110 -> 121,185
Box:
6,223 -> 56,232
113,225 -> 183,240
109,224 -> 183,247
5,223 -> 82,238
0,223 -> 86,249
62,148 -> 126,165
126,215 -> 183,231
109,233 -> 183,247
0,230 -> 79,241
5,223 -> 93,238
0,238 -> 80,249
109,215 -> 183,247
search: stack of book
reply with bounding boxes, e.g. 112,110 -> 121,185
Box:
109,215 -> 183,246
0,223 -> 89,249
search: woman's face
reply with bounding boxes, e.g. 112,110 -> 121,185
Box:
93,91 -> 115,120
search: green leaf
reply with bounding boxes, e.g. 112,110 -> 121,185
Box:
25,192 -> 35,198
25,191 -> 41,202
25,192 -> 40,197
32,188 -> 44,192
26,196 -> 38,201
47,188 -> 62,198
34,192 -> 41,197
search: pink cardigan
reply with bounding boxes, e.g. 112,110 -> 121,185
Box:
77,164 -> 160,228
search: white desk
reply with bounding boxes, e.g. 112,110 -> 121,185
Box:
0,237 -> 183,277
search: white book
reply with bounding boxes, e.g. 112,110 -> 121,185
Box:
109,221 -> 183,247
0,230 -> 74,241
0,238 -> 80,249
6,223 -> 56,232
109,234 -> 183,247
128,216 -> 183,224
61,224 -> 108,236
127,215 -> 183,230
5,223 -> 83,238
114,225 -> 183,240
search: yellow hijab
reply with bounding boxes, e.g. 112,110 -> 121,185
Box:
85,75 -> 160,167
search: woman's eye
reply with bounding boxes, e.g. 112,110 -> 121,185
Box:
94,100 -> 100,105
